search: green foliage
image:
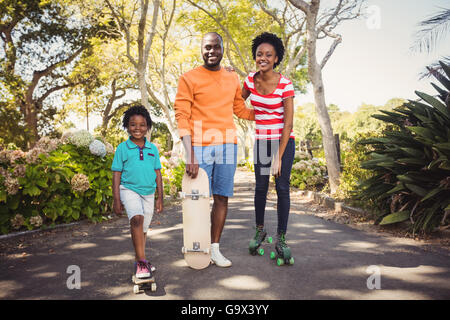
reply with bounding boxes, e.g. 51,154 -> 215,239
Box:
160,154 -> 185,198
290,150 -> 327,190
356,61 -> 450,234
0,135 -> 114,234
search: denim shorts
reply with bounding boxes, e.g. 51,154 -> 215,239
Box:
193,144 -> 237,197
119,185 -> 154,233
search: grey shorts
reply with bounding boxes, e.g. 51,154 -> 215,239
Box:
119,185 -> 155,233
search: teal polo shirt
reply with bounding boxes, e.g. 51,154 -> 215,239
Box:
111,138 -> 162,195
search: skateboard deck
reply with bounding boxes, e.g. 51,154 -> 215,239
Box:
132,275 -> 156,294
180,168 -> 211,269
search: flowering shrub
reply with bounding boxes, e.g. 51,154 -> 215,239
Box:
89,139 -> 107,158
0,132 -> 114,234
160,151 -> 185,198
290,150 -> 327,190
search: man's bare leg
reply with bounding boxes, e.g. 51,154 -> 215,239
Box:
210,194 -> 232,267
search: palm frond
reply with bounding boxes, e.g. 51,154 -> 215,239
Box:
411,7 -> 450,54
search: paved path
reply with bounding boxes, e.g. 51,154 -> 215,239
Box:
0,168 -> 449,300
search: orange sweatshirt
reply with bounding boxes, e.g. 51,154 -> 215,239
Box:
174,66 -> 255,146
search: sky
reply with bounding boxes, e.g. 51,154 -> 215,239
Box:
296,0 -> 450,112
72,0 -> 450,130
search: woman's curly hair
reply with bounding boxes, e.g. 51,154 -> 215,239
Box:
251,32 -> 285,69
122,105 -> 152,131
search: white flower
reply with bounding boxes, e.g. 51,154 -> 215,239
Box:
89,140 -> 107,157
11,214 -> 24,229
30,215 -> 43,227
71,173 -> 90,193
68,130 -> 94,148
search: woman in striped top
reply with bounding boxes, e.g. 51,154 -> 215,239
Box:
242,32 -> 296,264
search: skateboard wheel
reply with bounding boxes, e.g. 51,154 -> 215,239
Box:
151,283 -> 157,291
133,285 -> 140,294
277,258 -> 284,266
289,257 -> 295,265
270,251 -> 276,260
181,247 -> 187,254
267,237 -> 273,244
258,248 -> 264,256
205,248 -> 210,254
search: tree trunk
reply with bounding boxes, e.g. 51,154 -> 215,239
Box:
305,16 -> 340,193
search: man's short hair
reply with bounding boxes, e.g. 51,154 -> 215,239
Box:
202,32 -> 223,46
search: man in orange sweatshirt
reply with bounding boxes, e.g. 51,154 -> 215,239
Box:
174,32 -> 255,267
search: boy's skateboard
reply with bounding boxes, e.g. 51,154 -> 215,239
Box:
132,275 -> 156,294
179,168 -> 211,269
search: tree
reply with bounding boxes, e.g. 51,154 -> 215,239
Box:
105,0 -> 160,111
0,0 -> 115,147
410,7 -> 450,79
184,0 -> 310,158
0,0 -> 113,147
287,0 -> 365,194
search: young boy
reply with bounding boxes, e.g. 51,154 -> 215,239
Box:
111,105 -> 163,278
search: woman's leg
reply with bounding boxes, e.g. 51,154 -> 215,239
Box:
275,138 -> 295,235
254,139 -> 271,227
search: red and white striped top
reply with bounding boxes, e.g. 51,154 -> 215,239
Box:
244,72 -> 295,140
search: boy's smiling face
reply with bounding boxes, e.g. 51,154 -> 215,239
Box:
127,115 -> 148,140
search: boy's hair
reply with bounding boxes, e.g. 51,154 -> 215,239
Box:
122,105 -> 152,131
251,32 -> 285,69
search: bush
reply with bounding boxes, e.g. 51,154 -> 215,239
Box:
290,150 -> 327,190
356,61 -> 450,234
0,132 -> 114,234
159,151 -> 185,198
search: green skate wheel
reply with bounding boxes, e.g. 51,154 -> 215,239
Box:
289,257 -> 295,265
283,247 -> 291,259
277,258 -> 284,266
270,251 -> 276,260
267,237 -> 273,244
258,248 -> 264,256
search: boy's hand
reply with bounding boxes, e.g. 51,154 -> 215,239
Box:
113,199 -> 124,215
156,197 -> 163,213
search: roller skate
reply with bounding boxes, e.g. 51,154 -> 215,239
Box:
270,233 -> 294,266
248,226 -> 272,256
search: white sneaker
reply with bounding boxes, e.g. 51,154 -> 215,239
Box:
210,243 -> 232,267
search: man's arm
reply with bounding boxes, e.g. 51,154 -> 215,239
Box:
181,135 -> 199,179
233,76 -> 255,121
174,74 -> 199,178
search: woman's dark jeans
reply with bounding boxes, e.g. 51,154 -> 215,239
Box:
253,138 -> 295,235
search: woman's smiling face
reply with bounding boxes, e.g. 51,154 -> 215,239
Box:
255,42 -> 278,72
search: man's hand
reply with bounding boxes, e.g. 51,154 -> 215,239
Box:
186,157 -> 199,179
182,135 -> 199,179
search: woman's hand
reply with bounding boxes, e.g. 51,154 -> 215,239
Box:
271,153 -> 282,178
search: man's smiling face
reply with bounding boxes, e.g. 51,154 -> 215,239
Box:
201,33 -> 223,70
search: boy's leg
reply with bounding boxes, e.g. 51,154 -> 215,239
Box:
130,215 -> 146,261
